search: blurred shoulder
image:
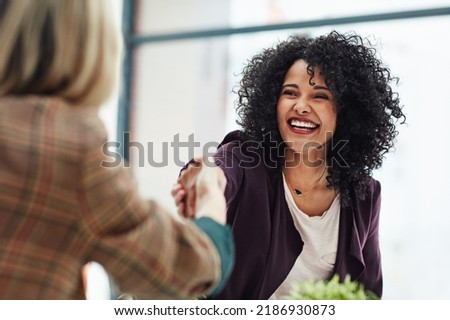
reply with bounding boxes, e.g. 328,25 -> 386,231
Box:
216,130 -> 257,157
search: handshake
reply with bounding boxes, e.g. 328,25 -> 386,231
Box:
172,157 -> 227,225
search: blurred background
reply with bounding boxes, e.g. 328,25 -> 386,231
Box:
92,0 -> 450,299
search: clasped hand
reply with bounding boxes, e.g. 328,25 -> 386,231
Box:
171,157 -> 227,225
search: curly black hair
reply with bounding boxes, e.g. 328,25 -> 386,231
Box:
235,30 -> 405,205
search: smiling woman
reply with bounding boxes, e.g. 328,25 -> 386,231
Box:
173,30 -> 405,299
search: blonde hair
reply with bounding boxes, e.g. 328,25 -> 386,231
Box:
0,0 -> 120,107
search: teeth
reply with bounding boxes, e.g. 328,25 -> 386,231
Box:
290,119 -> 318,129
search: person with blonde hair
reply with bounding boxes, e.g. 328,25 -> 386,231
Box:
0,0 -> 234,299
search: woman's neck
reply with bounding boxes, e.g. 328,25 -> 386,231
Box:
283,148 -> 328,189
284,148 -> 326,172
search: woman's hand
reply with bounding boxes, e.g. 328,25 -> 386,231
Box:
171,182 -> 188,217
171,159 -> 201,218
172,157 -> 227,224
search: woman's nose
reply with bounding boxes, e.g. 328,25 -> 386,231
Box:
293,99 -> 311,114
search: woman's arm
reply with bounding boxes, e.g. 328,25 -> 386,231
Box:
78,116 -> 233,299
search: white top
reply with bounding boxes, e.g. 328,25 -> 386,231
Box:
270,173 -> 341,299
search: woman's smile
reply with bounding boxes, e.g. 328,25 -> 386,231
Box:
288,116 -> 320,134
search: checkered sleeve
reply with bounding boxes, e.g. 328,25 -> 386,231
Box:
77,115 -> 222,299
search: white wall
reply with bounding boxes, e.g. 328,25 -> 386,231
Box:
131,0 -> 230,214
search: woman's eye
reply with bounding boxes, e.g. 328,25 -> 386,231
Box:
315,95 -> 329,100
283,90 -> 296,96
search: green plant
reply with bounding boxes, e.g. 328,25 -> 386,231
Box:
285,274 -> 379,300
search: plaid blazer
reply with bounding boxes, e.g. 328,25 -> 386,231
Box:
0,95 -> 221,299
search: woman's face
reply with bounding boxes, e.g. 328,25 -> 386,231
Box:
277,59 -> 337,158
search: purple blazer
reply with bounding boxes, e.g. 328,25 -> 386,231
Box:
212,131 -> 382,299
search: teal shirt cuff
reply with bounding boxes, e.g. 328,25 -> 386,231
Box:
193,217 -> 234,297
